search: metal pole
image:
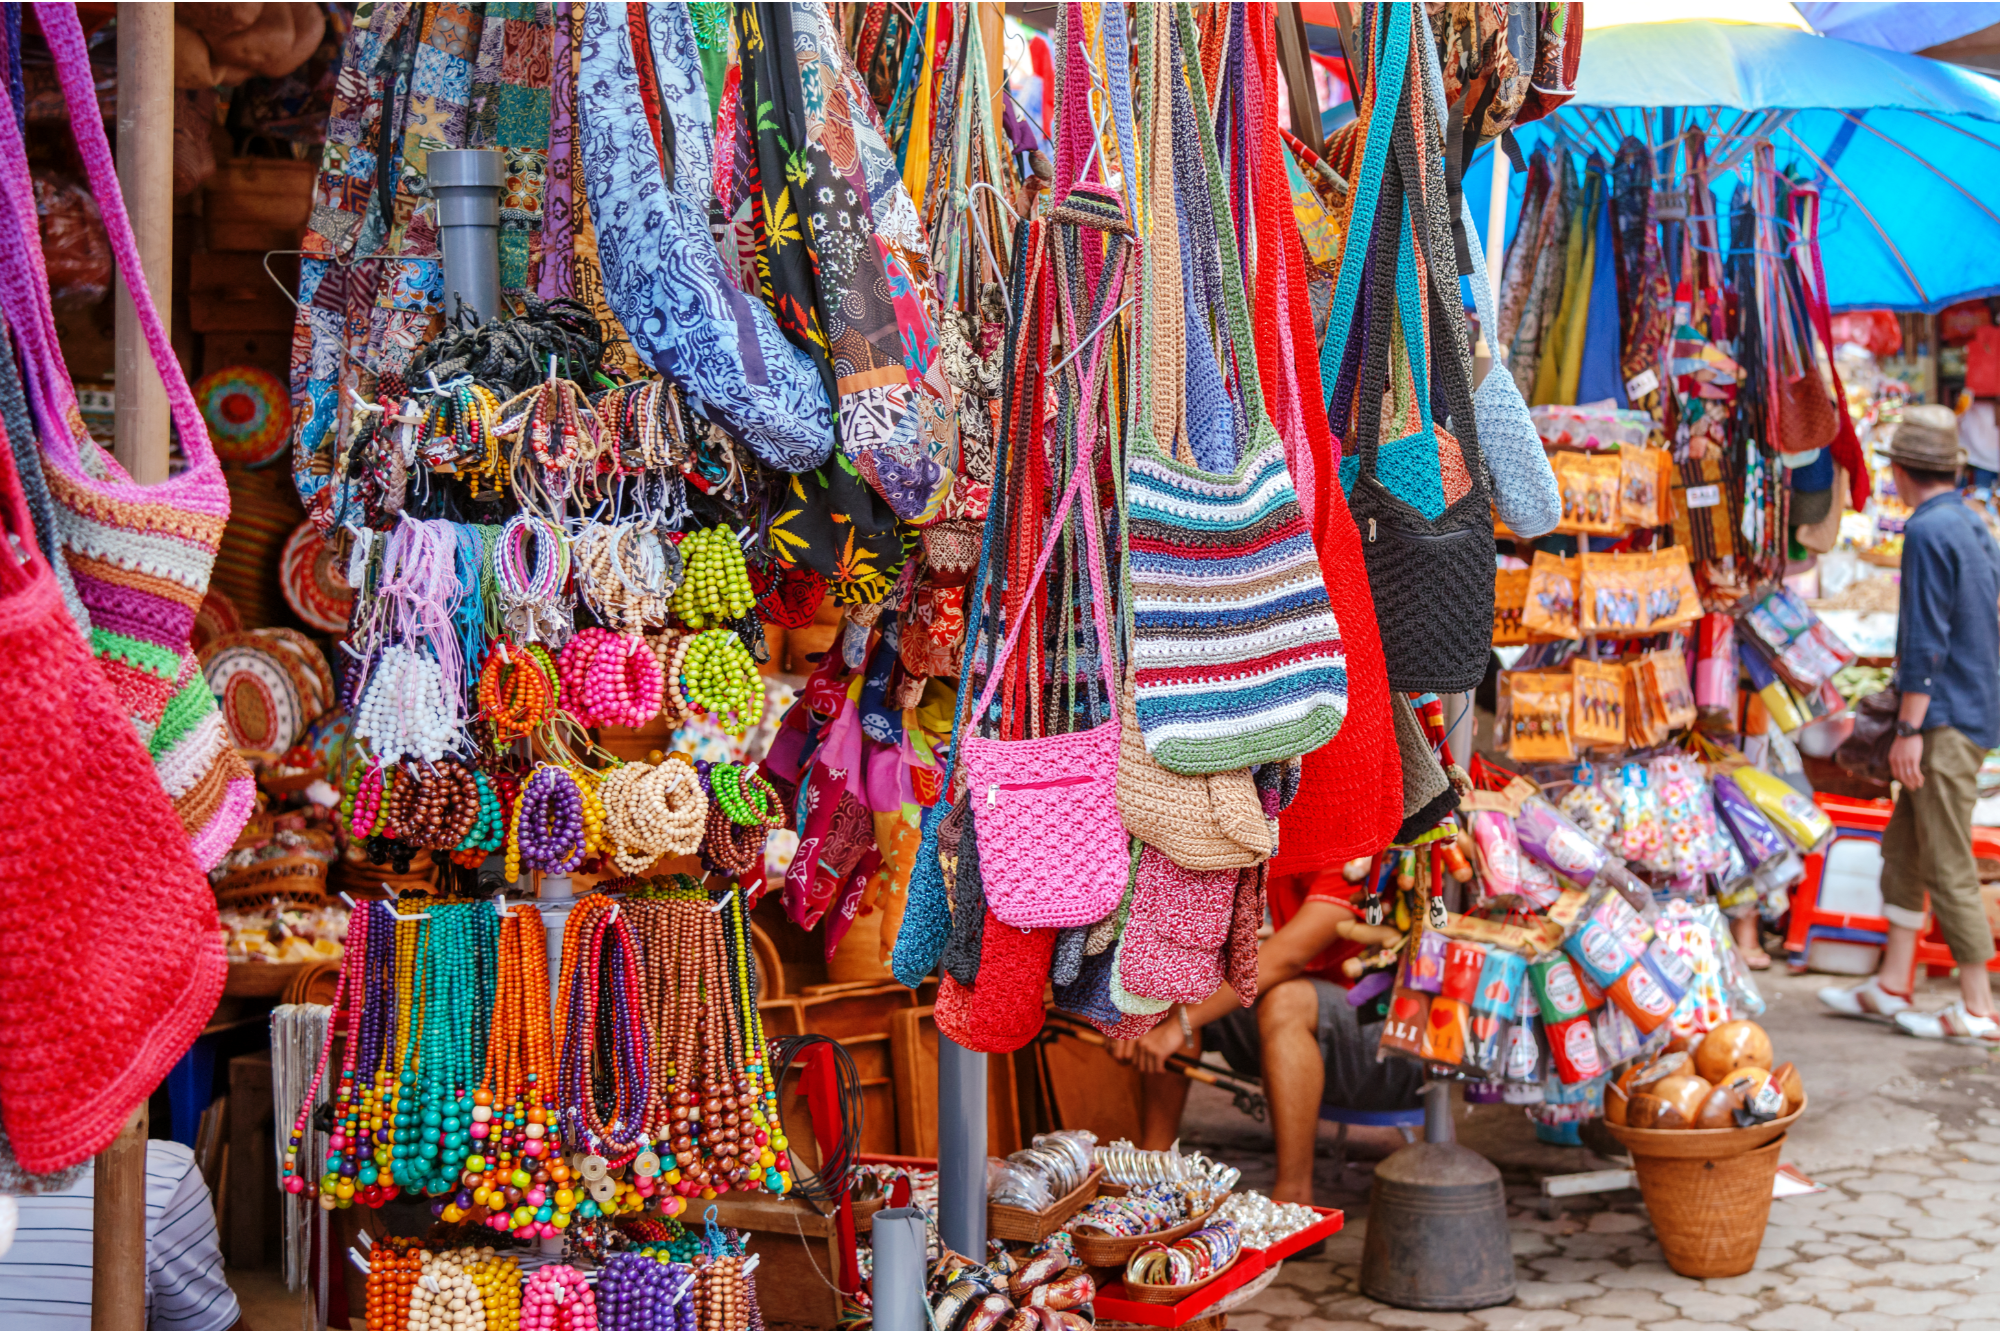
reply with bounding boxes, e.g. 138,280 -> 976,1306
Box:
1422,1080 -> 1455,1145
92,1104 -> 148,1329
113,0 -> 174,483
935,1035 -> 986,1259
869,1206 -> 929,1331
428,148 -> 506,327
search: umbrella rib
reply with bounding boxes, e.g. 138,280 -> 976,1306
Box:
1906,109 -> 2000,160
1832,110 -> 2000,233
1780,125 -> 1928,307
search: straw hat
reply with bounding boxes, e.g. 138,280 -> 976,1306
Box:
1886,404 -> 1965,472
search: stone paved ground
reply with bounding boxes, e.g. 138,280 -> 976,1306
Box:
1176,967 -> 2000,1330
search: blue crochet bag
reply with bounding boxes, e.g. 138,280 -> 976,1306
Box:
578,4 -> 833,473
1321,6 -> 1495,695
1123,4 -> 1347,776
1463,197 -> 1562,539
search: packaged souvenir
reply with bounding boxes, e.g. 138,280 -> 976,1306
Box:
1558,767 -> 1619,843
1619,445 -> 1674,528
1606,949 -> 1682,1033
1651,900 -> 1731,1037
1493,569 -> 1531,646
1730,767 -> 1833,851
1613,763 -> 1665,866
1421,996 -> 1470,1066
1380,987 -> 1432,1059
1506,672 -> 1576,763
1472,949 -> 1529,1019
1570,659 -> 1626,747
1515,854 -> 1563,911
1522,550 -> 1579,640
1467,1006 -> 1511,1075
1514,795 -> 1613,887
1403,930 -> 1448,994
1545,1012 -> 1606,1084
1554,451 -> 1624,536
1530,954 -> 1589,1025
1648,649 -> 1698,731
1624,659 -> 1669,747
1594,1001 -> 1649,1066
1467,807 -> 1525,900
1645,550 -> 1702,632
1711,771 -> 1790,870
1578,553 -> 1644,637
1694,612 -> 1737,713
1591,879 -> 1654,952
1500,1011 -> 1546,1090
1564,917 -> 1638,990
1441,940 -> 1487,1005
1698,901 -> 1768,1020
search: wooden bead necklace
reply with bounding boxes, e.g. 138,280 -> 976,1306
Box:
668,524 -> 754,627
478,639 -> 561,740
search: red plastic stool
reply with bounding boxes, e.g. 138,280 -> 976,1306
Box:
1784,793 -> 2000,977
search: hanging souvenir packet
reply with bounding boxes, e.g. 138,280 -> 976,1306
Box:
578,4 -> 834,473
1619,444 -> 1674,528
1506,672 -> 1574,764
1124,4 -> 1346,776
1320,5 -> 1495,695
0,4 -> 252,869
1570,657 -> 1625,747
1493,568 -> 1530,646
1522,549 -> 1577,641
1552,451 -> 1621,536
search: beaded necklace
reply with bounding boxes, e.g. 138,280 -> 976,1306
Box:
280,902 -> 369,1202
556,895 -> 652,1170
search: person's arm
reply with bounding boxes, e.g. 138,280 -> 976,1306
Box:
1892,690 -> 1932,789
1123,899 -> 1373,1074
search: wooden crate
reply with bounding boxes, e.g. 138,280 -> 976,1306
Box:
886,1005 -> 1023,1158
189,252 -> 295,333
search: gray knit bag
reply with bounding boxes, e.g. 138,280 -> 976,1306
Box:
1463,195 -> 1562,539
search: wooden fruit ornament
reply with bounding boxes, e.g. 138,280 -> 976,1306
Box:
1770,1061 -> 1805,1116
1643,1073 -> 1714,1127
1605,1082 -> 1630,1127
1693,1019 -> 1773,1083
1694,1068 -> 1772,1130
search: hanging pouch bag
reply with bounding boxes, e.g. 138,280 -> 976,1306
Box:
0,4 -> 251,869
1324,7 -> 1496,695
1124,4 -> 1348,776
1461,195 -> 1561,538
959,264 -> 1128,931
578,4 -> 834,473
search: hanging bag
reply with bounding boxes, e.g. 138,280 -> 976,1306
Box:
0,3 -> 251,869
1462,195 -> 1562,538
0,395 -> 225,1175
1322,6 -> 1496,695
1123,3 -> 1348,776
578,4 -> 834,474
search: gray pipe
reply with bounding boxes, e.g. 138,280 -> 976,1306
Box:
429,148 -> 506,326
869,1206 -> 929,1331
936,1035 -> 987,1259
1424,1080 -> 1456,1145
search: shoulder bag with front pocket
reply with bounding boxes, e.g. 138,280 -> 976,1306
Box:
1322,5 -> 1496,695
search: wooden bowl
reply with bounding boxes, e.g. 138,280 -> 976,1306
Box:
1121,1248 -> 1243,1305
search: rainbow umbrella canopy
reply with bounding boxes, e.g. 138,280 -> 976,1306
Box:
1462,19 -> 2000,312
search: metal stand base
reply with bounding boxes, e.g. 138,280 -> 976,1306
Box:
1359,1083 -> 1517,1311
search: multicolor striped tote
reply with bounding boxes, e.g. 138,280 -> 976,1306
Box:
1124,3 -> 1346,776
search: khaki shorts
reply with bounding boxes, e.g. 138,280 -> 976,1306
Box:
1880,726 -> 1996,966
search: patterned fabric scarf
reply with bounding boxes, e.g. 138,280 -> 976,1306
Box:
466,2 -> 553,294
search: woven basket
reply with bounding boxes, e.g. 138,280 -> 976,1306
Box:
990,1167 -> 1102,1244
1626,1134 -> 1785,1278
1069,1195 -> 1225,1270
1121,1248 -> 1242,1305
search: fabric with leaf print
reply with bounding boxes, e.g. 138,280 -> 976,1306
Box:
577,1 -> 832,470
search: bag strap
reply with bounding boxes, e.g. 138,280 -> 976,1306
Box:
1131,2 -> 1186,464
970,249 -> 1126,727
1790,181 -> 1872,509
11,4 -> 215,472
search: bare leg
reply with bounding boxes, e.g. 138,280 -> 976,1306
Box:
1137,1031 -> 1197,1151
1960,960 -> 1997,1018
1877,923 -> 1919,997
1730,913 -> 1770,968
1257,978 -> 1327,1205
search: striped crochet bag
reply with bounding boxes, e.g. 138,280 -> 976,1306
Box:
1124,3 -> 1346,776
0,4 -> 250,868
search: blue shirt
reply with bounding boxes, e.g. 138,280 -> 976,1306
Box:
1894,491 -> 2000,750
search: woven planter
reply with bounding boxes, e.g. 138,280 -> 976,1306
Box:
1628,1134 -> 1785,1278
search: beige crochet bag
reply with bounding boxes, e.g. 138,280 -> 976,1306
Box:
1116,677 -> 1273,871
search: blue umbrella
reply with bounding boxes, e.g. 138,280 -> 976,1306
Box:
1463,20 -> 2000,312
1793,3 -> 2000,56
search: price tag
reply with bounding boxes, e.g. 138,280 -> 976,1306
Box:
1686,484 -> 1722,509
1624,367 -> 1659,399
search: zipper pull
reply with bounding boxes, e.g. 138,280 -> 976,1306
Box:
1368,517 -> 1377,542
986,783 -> 998,807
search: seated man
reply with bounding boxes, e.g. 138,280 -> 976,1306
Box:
1111,868 -> 1422,1205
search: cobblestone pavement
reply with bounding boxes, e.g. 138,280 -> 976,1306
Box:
1175,968 -> 2000,1330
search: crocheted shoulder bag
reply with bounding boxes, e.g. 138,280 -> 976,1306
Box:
958,256 -> 1127,931
577,3 -> 834,473
1123,3 -> 1347,776
0,375 -> 224,1175
1321,5 -> 1495,695
1461,195 -> 1561,539
0,3 -> 251,869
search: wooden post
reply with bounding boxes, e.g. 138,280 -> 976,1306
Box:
113,1 -> 175,485
1276,3 -> 1323,156
92,1104 -> 149,1330
980,3 -> 1006,147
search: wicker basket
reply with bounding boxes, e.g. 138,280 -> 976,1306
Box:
1120,1249 -> 1242,1305
1068,1195 -> 1225,1270
990,1167 -> 1102,1244
1624,1134 -> 1785,1278
1603,1094 -> 1804,1159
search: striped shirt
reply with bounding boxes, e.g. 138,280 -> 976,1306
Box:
0,1139 -> 240,1331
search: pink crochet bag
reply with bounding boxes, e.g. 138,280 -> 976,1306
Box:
0,4 -> 251,869
960,311 -> 1125,931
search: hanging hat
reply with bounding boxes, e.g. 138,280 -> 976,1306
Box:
193,365 -> 292,468
279,521 -> 355,633
1887,405 -> 1965,472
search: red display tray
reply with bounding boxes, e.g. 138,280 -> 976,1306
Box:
1092,1206 -> 1343,1329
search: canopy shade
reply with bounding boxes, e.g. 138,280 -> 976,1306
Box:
1465,20 -> 2000,312
1793,3 -> 2000,57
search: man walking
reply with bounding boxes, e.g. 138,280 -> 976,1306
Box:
1821,405 -> 2000,1040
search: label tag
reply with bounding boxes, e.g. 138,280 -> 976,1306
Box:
1624,367 -> 1659,399
1686,484 -> 1722,509
1652,188 -> 1688,220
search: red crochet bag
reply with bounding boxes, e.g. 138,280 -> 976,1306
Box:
1242,6 -> 1403,872
0,407 -> 225,1174
933,915 -> 1056,1055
